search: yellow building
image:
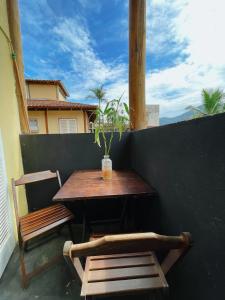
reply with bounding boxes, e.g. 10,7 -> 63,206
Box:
0,0 -> 28,277
26,79 -> 97,134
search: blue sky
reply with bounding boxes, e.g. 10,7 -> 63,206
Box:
19,0 -> 225,117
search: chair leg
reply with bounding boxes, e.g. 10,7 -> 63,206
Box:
68,222 -> 75,243
120,197 -> 128,232
19,243 -> 29,288
24,241 -> 29,252
81,213 -> 92,242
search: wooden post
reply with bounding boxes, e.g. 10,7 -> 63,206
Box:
129,0 -> 147,130
44,110 -> 49,134
83,111 -> 87,133
7,0 -> 30,133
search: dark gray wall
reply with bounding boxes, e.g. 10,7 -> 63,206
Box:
20,114 -> 225,299
20,132 -> 131,211
131,113 -> 225,300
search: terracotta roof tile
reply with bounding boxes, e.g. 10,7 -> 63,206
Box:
27,99 -> 97,111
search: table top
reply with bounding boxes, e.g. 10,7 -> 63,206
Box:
53,170 -> 155,201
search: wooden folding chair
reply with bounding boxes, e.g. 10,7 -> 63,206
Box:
12,170 -> 75,288
64,232 -> 192,299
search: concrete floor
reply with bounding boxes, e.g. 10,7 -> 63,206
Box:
0,225 -> 82,300
0,225 -> 163,300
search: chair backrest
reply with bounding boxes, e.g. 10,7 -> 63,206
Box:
69,232 -> 191,257
63,232 -> 192,284
12,170 -> 61,230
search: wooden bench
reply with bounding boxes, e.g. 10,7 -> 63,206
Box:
63,232 -> 192,298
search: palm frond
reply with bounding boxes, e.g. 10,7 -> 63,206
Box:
87,86 -> 106,101
202,88 -> 224,114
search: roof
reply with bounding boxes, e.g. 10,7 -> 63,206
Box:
27,99 -> 97,111
26,79 -> 69,97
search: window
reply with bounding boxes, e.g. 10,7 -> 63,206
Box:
59,119 -> 78,134
29,119 -> 39,133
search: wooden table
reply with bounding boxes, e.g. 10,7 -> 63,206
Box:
53,170 -> 155,238
53,170 -> 155,201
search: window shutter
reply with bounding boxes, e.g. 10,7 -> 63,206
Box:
0,141 -> 9,247
68,119 -> 77,133
0,132 -> 15,277
59,119 -> 67,133
59,119 -> 77,133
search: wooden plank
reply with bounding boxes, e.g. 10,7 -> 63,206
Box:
53,170 -> 155,201
20,204 -> 65,221
20,204 -> 66,224
161,250 -> 182,275
23,215 -> 73,242
15,170 -> 57,185
161,232 -> 192,275
89,255 -> 154,270
87,265 -> 159,282
81,250 -> 92,297
151,252 -> 168,288
21,210 -> 72,235
63,241 -> 83,285
20,205 -> 71,224
21,212 -> 71,232
21,211 -> 72,234
70,232 -> 189,257
11,178 -> 20,231
81,277 -> 165,296
20,207 -> 73,233
90,251 -> 152,260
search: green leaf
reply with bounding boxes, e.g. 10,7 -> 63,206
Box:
123,102 -> 129,114
92,89 -> 130,155
188,88 -> 225,119
94,127 -> 101,147
202,88 -> 224,114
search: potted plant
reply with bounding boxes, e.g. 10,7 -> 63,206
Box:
93,95 -> 129,180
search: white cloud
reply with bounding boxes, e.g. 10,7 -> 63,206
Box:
175,0 -> 225,66
146,63 -> 225,117
52,17 -> 127,100
20,0 -> 127,102
145,0 -> 225,117
109,0 -> 225,117
20,0 -> 225,118
146,0 -> 185,55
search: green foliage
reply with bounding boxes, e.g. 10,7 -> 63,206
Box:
94,94 -> 129,156
86,85 -> 106,107
187,88 -> 225,118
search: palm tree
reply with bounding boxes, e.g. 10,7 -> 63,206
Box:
187,88 -> 225,118
86,85 -> 106,126
86,85 -> 106,108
